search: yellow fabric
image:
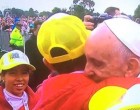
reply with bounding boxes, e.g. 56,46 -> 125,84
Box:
10,27 -> 24,47
89,86 -> 127,110
37,13 -> 91,64
120,104 -> 140,110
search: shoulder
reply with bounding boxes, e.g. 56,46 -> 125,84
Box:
88,77 -> 140,110
42,73 -> 93,87
34,74 -> 95,110
37,74 -> 95,99
0,86 -> 6,103
25,86 -> 36,98
25,86 -> 38,108
102,77 -> 140,88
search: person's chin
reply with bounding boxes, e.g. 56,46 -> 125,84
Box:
87,74 -> 104,83
13,85 -> 26,96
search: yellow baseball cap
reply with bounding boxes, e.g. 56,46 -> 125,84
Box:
0,50 -> 36,73
89,86 -> 127,110
37,13 -> 91,64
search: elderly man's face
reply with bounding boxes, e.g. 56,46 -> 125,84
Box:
84,23 -> 127,82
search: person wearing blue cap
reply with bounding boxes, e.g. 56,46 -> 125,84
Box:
37,13 -> 90,78
11,17 -> 20,30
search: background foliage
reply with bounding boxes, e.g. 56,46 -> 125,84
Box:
0,0 -> 140,20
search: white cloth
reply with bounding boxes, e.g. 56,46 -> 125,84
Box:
3,89 -> 29,110
108,84 -> 140,110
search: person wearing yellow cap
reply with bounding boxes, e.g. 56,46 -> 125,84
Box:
37,13 -> 90,78
0,50 -> 37,110
34,16 -> 140,110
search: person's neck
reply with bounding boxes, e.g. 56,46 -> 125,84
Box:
5,88 -> 23,97
3,89 -> 29,110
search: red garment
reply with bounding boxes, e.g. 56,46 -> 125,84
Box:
0,86 -> 38,110
34,74 -> 140,110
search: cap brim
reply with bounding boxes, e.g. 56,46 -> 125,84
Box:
2,62 -> 36,71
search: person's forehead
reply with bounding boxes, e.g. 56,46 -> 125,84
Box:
10,65 -> 29,71
85,22 -> 119,56
88,23 -> 116,42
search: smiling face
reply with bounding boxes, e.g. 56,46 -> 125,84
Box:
1,65 -> 30,97
84,23 -> 128,82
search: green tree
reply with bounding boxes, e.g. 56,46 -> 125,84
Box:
40,11 -> 51,17
70,5 -> 85,19
52,7 -> 61,14
4,8 -> 12,17
24,11 -> 29,17
134,4 -> 140,18
73,0 -> 95,12
34,10 -> 39,17
0,10 -> 3,17
11,8 -> 24,17
51,7 -> 68,14
70,0 -> 95,19
61,8 -> 68,13
28,8 -> 36,17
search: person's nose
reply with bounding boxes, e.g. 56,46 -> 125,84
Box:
15,74 -> 23,81
84,63 -> 95,75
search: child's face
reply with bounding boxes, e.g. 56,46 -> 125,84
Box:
2,65 -> 30,97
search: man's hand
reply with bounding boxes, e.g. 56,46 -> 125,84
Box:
83,15 -> 94,30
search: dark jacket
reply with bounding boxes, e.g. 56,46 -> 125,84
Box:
25,35 -> 50,91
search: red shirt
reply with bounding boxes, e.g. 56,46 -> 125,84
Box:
0,86 -> 38,110
34,73 -> 140,110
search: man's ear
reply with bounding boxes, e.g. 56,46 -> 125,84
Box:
125,58 -> 140,77
43,58 -> 56,72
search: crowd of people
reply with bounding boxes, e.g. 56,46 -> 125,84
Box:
0,13 -> 47,34
0,6 -> 140,110
0,13 -> 47,53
